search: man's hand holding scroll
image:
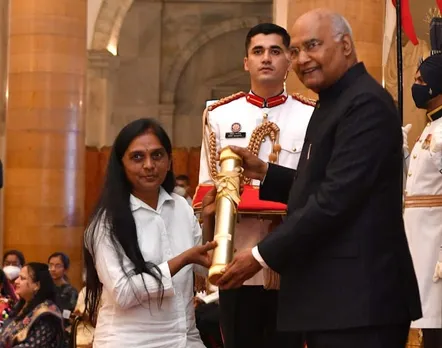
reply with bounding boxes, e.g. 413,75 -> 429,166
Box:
216,248 -> 262,289
226,145 -> 268,182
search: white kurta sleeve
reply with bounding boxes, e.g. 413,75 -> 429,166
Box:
192,214 -> 208,276
90,222 -> 175,310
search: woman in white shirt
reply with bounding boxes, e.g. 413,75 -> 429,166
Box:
83,118 -> 216,348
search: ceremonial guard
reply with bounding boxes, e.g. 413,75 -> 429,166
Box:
405,17 -> 442,348
193,23 -> 314,348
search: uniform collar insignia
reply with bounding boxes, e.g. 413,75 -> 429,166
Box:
246,90 -> 288,108
427,104 -> 442,122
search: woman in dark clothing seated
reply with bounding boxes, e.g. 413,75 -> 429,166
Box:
48,252 -> 78,317
0,268 -> 18,328
0,262 -> 64,347
48,252 -> 78,347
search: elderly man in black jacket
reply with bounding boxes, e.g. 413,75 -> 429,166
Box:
215,8 -> 422,348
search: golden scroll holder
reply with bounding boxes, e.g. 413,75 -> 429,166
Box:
208,147 -> 243,285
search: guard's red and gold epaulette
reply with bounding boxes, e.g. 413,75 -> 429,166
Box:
291,92 -> 316,107
208,92 -> 246,111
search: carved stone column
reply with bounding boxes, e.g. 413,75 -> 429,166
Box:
159,103 -> 175,140
5,0 -> 87,288
86,49 -> 119,147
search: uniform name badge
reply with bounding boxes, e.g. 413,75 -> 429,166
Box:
225,122 -> 246,139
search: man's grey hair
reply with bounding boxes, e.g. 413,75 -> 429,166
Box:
330,13 -> 353,41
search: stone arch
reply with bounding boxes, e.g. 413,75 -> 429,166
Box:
91,0 -> 134,52
161,16 -> 268,104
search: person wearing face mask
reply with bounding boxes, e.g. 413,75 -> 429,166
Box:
2,249 -> 25,286
174,174 -> 193,205
404,17 -> 442,348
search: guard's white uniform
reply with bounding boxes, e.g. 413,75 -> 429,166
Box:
198,91 -> 314,285
404,113 -> 442,328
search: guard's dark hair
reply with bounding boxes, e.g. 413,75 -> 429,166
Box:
245,23 -> 291,55
84,118 -> 175,325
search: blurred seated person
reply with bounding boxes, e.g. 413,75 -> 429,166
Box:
71,285 -> 95,348
48,252 -> 78,347
174,174 -> 192,205
3,250 -> 25,285
48,252 -> 78,318
0,268 -> 18,328
0,262 -> 64,347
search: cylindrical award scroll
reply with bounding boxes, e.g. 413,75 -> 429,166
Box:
208,147 -> 242,285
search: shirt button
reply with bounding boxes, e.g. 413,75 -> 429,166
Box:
408,173 -> 412,177
263,113 -> 268,119
292,147 -> 297,152
427,122 -> 431,127
413,154 -> 417,159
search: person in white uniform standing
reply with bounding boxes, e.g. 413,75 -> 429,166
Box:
404,17 -> 442,348
195,23 -> 314,348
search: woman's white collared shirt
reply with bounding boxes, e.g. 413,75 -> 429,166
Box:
88,188 -> 206,348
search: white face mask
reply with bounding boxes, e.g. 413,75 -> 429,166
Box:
3,265 -> 20,280
173,186 -> 187,197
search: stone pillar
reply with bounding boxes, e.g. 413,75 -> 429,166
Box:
275,0 -> 384,99
86,49 -> 119,148
4,0 -> 86,288
159,104 -> 175,140
0,0 -> 9,254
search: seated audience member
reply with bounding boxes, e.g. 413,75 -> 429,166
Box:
48,252 -> 79,316
0,262 -> 64,347
3,250 -> 25,284
72,284 -> 96,348
174,174 -> 193,205
0,268 -> 18,327
48,252 -> 79,346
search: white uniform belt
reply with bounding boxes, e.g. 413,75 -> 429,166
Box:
404,195 -> 442,208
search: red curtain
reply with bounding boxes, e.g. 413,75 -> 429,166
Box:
392,0 -> 418,45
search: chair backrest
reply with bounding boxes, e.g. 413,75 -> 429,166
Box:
69,315 -> 83,348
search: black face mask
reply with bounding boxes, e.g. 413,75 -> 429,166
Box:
412,84 -> 433,109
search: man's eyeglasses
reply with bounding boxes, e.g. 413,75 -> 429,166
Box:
289,39 -> 324,59
289,33 -> 345,60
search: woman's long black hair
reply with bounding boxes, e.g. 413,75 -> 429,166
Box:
84,118 -> 175,325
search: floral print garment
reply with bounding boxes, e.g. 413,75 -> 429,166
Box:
0,301 -> 63,348
12,317 -> 60,348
